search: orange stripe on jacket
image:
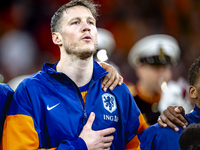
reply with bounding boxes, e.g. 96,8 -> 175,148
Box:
81,91 -> 88,103
2,115 -> 39,150
125,113 -> 147,150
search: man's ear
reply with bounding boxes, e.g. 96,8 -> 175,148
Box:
52,32 -> 62,46
189,85 -> 197,99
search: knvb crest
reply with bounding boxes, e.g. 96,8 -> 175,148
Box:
102,93 -> 117,113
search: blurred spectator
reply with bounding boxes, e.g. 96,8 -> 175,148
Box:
138,56 -> 200,150
94,28 -> 121,74
127,34 -> 188,125
0,0 -> 38,82
95,28 -> 116,62
0,0 -> 200,95
159,77 -> 193,114
0,30 -> 38,81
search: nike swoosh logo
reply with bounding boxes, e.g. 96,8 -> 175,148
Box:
47,103 -> 60,110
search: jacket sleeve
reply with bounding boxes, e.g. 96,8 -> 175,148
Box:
152,124 -> 182,150
2,82 -> 88,150
120,84 -> 147,150
125,113 -> 147,150
0,84 -> 14,149
138,123 -> 182,150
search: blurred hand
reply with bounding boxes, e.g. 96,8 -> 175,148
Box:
79,112 -> 115,150
157,106 -> 188,132
99,62 -> 123,92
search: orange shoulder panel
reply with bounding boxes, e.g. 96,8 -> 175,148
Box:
125,113 -> 147,150
2,115 -> 39,150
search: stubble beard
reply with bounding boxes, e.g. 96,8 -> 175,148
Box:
64,42 -> 97,60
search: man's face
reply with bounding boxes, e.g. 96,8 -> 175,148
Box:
191,76 -> 200,107
136,64 -> 172,94
60,5 -> 97,60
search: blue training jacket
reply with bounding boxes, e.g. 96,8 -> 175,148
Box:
138,104 -> 200,150
0,83 -> 14,142
3,60 -> 146,150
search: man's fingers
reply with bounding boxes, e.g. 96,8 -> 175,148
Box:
85,112 -> 95,129
173,108 -> 188,126
100,61 -> 123,92
165,106 -> 188,127
158,106 -> 187,131
157,116 -> 167,128
160,113 -> 180,132
102,136 -> 113,149
103,147 -> 111,150
102,77 -> 109,92
98,127 -> 116,137
102,74 -> 123,92
174,106 -> 181,113
108,74 -> 123,91
166,106 -> 177,114
102,75 -> 115,92
166,106 -> 181,117
103,135 -> 114,143
118,75 -> 123,86
109,75 -> 119,91
161,107 -> 187,130
176,106 -> 186,116
100,62 -> 115,92
103,141 -> 112,149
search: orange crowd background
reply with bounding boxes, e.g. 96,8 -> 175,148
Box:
0,0 -> 200,84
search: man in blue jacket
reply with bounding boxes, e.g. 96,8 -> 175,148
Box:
138,56 -> 200,150
0,83 -> 14,149
2,0 -> 147,149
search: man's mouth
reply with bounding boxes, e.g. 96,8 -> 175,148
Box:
83,36 -> 92,41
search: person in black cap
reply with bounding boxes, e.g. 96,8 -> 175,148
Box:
128,34 -> 181,125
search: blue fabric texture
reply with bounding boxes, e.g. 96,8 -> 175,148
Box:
0,83 -> 14,142
8,60 -> 142,150
138,104 -> 200,150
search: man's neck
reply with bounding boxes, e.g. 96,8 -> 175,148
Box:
56,55 -> 93,87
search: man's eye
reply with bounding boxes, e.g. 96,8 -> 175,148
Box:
72,21 -> 78,25
88,21 -> 94,25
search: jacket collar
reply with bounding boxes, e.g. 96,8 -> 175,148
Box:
42,60 -> 108,88
194,104 -> 200,116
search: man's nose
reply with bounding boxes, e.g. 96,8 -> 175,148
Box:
82,22 -> 91,32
